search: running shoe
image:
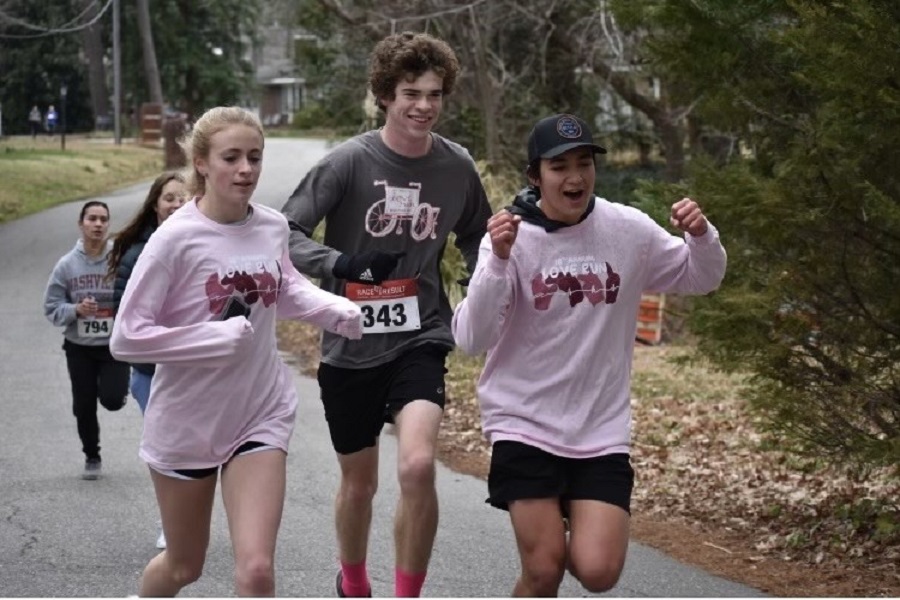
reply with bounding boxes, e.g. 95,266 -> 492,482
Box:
82,458 -> 102,480
335,570 -> 371,598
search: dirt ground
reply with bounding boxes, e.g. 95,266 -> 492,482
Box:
434,436 -> 897,598
277,321 -> 899,598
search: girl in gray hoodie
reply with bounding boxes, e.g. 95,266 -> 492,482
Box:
43,200 -> 130,480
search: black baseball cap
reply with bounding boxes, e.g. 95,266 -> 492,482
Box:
527,113 -> 607,164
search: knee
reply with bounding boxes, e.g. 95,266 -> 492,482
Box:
99,394 -> 126,412
521,553 -> 566,596
166,557 -> 205,588
235,555 -> 275,596
397,451 -> 435,494
340,472 -> 377,504
569,558 -> 624,593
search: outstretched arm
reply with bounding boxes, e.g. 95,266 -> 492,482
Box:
276,247 -> 362,340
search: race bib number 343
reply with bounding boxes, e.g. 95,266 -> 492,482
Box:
345,278 -> 421,334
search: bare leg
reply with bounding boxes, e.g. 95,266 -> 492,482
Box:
393,400 -> 443,574
335,444 -> 379,564
139,468 -> 216,597
508,498 -> 567,597
220,448 -> 287,597
566,500 -> 630,593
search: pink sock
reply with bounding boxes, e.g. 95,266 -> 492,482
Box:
395,567 -> 427,598
340,560 -> 370,597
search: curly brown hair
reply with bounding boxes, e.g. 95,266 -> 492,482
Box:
368,31 -> 460,111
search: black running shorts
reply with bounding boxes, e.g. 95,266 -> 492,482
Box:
487,440 -> 634,515
153,440 -> 276,480
317,344 -> 449,455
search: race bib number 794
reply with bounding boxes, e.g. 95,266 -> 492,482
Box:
345,278 -> 421,334
77,307 -> 114,338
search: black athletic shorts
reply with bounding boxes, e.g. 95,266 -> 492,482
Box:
487,440 -> 634,515
152,440 -> 276,480
317,344 -> 449,455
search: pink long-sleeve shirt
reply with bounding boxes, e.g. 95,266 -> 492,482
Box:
111,199 -> 361,470
452,197 -> 727,459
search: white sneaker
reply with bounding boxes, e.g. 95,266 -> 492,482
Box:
156,528 -> 166,549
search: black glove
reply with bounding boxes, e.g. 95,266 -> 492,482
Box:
332,251 -> 405,285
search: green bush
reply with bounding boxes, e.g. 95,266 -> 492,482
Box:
291,104 -> 332,130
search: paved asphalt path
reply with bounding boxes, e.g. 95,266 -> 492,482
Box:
0,138 -> 765,597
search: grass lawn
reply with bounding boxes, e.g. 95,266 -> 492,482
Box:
0,135 -> 164,224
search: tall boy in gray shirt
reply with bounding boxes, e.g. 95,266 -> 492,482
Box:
282,31 -> 491,598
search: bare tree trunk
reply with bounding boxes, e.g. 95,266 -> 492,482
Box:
79,0 -> 109,124
658,118 -> 686,183
591,59 -> 687,182
137,0 -> 164,104
466,8 -> 501,169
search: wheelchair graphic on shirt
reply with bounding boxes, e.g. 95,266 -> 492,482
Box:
365,181 -> 440,241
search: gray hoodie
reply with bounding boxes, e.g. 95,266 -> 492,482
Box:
43,238 -> 116,347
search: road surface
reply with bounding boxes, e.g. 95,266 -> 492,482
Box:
0,137 -> 765,597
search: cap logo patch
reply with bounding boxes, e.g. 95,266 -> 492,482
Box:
556,116 -> 582,139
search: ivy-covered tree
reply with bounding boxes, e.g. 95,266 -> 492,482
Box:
119,0 -> 262,119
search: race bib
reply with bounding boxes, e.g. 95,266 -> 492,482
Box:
77,307 -> 114,338
345,278 -> 421,334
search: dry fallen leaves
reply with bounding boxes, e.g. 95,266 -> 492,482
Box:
278,321 -> 899,597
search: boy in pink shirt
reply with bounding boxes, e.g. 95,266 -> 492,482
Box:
452,113 -> 727,596
111,106 -> 361,597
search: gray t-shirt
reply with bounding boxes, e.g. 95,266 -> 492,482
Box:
282,130 -> 492,369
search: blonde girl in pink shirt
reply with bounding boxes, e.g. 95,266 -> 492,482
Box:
111,106 -> 362,596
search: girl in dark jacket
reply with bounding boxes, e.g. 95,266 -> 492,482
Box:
107,170 -> 186,548
109,171 -> 187,407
